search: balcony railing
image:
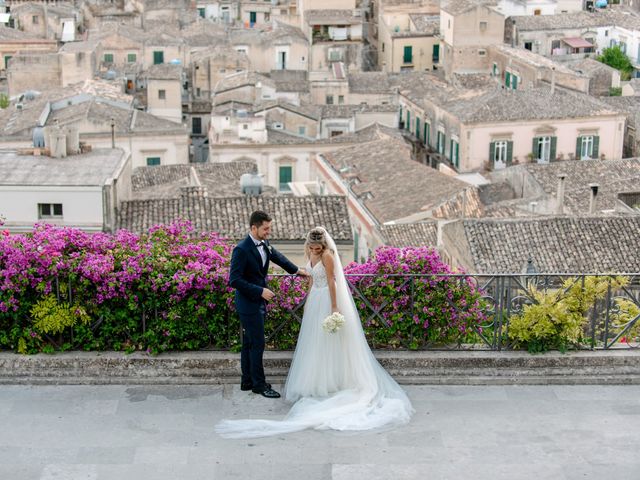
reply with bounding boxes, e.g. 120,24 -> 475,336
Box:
40,273 -> 640,352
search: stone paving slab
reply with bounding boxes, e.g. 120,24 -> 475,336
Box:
0,384 -> 639,479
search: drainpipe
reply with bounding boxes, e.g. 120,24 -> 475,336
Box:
556,173 -> 566,215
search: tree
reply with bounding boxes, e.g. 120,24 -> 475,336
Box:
0,94 -> 8,109
597,45 -> 634,81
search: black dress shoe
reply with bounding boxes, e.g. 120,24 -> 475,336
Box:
241,382 -> 270,391
252,388 -> 281,398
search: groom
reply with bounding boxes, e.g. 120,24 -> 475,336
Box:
229,210 -> 308,398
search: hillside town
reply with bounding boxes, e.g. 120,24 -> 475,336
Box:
1,0 -> 640,272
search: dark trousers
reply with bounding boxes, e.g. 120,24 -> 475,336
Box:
239,304 -> 267,391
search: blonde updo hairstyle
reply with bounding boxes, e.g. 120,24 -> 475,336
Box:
304,227 -> 331,259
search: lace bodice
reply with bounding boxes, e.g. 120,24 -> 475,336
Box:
308,260 -> 328,289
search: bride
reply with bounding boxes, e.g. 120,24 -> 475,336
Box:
215,227 -> 413,438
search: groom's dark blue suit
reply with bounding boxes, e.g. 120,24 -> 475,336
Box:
229,235 -> 298,391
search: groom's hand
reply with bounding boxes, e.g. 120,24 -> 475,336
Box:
261,288 -> 275,301
296,268 -> 310,277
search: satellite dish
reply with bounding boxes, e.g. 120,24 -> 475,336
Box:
170,59 -> 182,65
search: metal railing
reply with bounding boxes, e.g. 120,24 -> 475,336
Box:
42,273 -> 640,352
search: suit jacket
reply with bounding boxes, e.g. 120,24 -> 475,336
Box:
229,235 -> 298,314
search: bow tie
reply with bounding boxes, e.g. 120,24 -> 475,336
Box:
256,241 -> 265,247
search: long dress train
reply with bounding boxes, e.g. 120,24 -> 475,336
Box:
215,230 -> 413,438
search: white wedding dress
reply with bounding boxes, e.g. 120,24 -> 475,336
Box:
215,229 -> 413,438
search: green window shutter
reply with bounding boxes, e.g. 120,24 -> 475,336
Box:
442,134 -> 446,155
104,53 -> 113,63
127,53 -> 137,63
403,46 -> 413,63
507,141 -> 513,165
505,71 -> 511,88
406,111 -> 410,130
279,166 -> 292,191
592,135 -> 599,158
550,136 -> 557,161
416,117 -> 420,138
250,11 -> 257,24
512,75 -> 518,90
432,44 -> 439,62
153,51 -> 164,64
399,106 -> 402,125
146,157 -> 161,166
532,137 -> 539,158
489,141 -> 496,163
424,122 -> 429,146
454,142 -> 459,167
576,136 -> 582,158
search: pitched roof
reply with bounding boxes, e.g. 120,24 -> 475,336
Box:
396,72 -> 621,123
323,135 -> 474,223
0,148 -> 127,186
441,0 -> 498,16
131,161 -> 263,199
510,7 -> 640,31
515,158 -> 640,215
378,222 -> 438,247
348,72 -> 393,94
117,193 -> 353,242
453,216 -> 640,273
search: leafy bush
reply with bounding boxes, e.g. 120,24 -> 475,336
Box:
508,276 -> 629,353
344,247 -> 487,349
0,223 -> 490,353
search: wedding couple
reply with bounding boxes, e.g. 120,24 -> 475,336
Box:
215,210 -> 413,438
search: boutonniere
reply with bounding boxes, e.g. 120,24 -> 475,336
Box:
267,245 -> 273,254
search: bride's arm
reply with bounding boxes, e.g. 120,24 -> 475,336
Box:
322,251 -> 338,313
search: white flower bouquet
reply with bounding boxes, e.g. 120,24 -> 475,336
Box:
322,312 -> 345,334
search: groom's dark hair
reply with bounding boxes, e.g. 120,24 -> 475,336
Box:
250,210 -> 272,227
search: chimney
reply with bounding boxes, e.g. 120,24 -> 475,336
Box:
556,173 -> 566,214
550,66 -> 556,94
589,183 -> 599,214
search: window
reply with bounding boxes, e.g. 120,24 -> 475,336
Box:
478,49 -> 486,56
505,71 -> 518,90
153,51 -> 164,65
533,136 -> 556,163
32,15 -> 39,24
326,95 -> 334,105
298,126 -> 306,136
534,9 -> 541,15
479,21 -> 487,31
449,139 -> 459,167
403,46 -> 413,64
198,7 -> 205,18
490,140 -> 513,168
127,53 -> 137,63
432,44 -> 439,63
524,42 -> 533,51
158,89 -> 166,100
242,124 -> 248,130
577,135 -> 599,160
4,55 -> 12,69
146,157 -> 161,166
279,165 -> 292,192
492,62 -> 498,76
249,11 -> 257,25
338,95 -> 344,104
381,43 -> 385,53
406,110 -> 410,130
104,53 -> 114,64
551,40 -> 561,52
38,203 -> 62,219
437,131 -> 445,155
192,117 -> 202,135
423,121 -> 430,146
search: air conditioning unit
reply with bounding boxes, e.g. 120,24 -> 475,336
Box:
16,103 -> 23,110
271,122 -> 284,130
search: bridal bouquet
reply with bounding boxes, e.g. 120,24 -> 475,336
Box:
322,312 -> 345,334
